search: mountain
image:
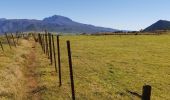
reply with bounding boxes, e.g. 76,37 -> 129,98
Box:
144,20 -> 170,32
0,15 -> 118,34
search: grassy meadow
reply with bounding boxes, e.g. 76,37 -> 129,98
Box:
0,33 -> 170,100
36,34 -> 170,100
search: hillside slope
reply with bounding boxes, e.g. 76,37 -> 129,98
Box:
144,20 -> 170,31
0,15 -> 118,34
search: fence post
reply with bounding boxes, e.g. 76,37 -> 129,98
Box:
67,40 -> 75,100
142,85 -> 151,100
32,33 -> 37,42
40,34 -> 43,50
16,32 -> 20,44
48,33 -> 50,58
52,35 -> 57,73
48,33 -> 53,65
11,33 -> 16,47
38,34 -> 42,46
39,34 -> 44,51
45,32 -> 48,56
5,33 -> 12,49
57,35 -> 62,86
0,41 -> 4,51
42,34 -> 46,53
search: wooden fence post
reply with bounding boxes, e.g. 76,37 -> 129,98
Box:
11,33 -> 16,47
45,32 -> 48,55
52,35 -> 57,73
48,33 -> 50,58
42,34 -> 45,53
32,33 -> 37,42
48,33 -> 53,65
142,85 -> 151,100
5,33 -> 11,49
38,34 -> 42,46
16,32 -> 20,44
67,40 -> 76,100
39,34 -> 44,51
0,41 -> 4,51
57,35 -> 62,86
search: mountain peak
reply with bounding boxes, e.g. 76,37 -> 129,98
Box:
0,15 -> 118,33
43,15 -> 72,22
144,20 -> 170,31
156,20 -> 169,23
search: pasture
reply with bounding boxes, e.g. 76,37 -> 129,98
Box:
0,33 -> 170,100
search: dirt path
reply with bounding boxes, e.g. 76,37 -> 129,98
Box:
0,37 -> 44,100
23,39 -> 41,100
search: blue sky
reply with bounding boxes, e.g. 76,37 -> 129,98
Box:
0,0 -> 170,30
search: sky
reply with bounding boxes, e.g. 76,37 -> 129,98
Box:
0,0 -> 170,31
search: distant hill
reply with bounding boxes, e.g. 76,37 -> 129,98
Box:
144,20 -> 170,32
0,15 -> 118,34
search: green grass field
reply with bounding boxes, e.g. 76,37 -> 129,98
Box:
35,34 -> 170,100
0,34 -> 170,100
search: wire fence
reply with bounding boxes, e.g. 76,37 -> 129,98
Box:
0,32 -> 152,100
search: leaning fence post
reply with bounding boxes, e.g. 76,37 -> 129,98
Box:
0,41 -> 4,51
67,40 -> 76,100
142,85 -> 151,100
5,33 -> 12,49
57,35 -> 62,86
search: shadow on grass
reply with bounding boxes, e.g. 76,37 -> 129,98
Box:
126,89 -> 142,98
